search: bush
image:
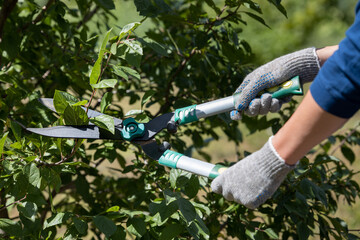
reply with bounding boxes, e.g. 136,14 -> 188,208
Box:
0,0 -> 359,239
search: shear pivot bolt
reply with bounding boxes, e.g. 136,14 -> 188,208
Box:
121,118 -> 145,141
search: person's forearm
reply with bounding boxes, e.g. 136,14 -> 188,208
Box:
272,91 -> 348,165
316,45 -> 338,67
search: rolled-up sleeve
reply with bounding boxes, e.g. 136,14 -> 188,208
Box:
310,1 -> 360,118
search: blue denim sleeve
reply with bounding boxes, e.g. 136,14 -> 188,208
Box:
310,1 -> 360,118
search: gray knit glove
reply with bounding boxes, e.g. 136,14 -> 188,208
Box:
211,137 -> 295,209
231,47 -> 320,120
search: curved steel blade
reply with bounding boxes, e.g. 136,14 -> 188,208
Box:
26,125 -> 123,140
39,98 -> 123,126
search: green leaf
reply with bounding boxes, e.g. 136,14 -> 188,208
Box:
90,28 -> 112,85
44,212 -> 71,229
170,169 -> 181,188
138,38 -> 169,56
41,168 -> 62,192
90,58 -> 102,85
97,0 -> 115,10
112,65 -> 128,80
341,145 -> 355,163
11,121 -> 22,142
184,176 -> 200,198
177,198 -> 196,223
73,100 -> 88,106
149,200 -> 178,226
125,49 -> 142,68
94,216 -> 117,237
99,28 -> 112,58
0,218 -> 22,236
243,11 -> 270,28
109,226 -> 126,240
297,221 -> 310,240
73,217 -> 88,235
124,40 -> 143,55
268,0 -> 287,17
119,22 -> 141,39
125,109 -> 143,116
112,65 -> 140,80
141,90 -> 155,108
127,218 -> 146,238
110,43 -> 117,55
0,132 -> 9,155
106,206 -> 120,212
23,162 -> 40,187
90,114 -> 115,134
53,90 -> 78,114
64,105 -> 89,125
160,224 -> 183,240
91,79 -> 117,89
17,202 -> 38,221
264,228 -> 279,239
163,189 -> 180,205
100,92 -> 113,113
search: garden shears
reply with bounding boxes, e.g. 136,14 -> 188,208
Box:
25,76 -> 303,179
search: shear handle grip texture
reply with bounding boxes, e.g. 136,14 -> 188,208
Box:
159,150 -> 227,179
174,76 -> 302,125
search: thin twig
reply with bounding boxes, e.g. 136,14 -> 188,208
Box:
76,6 -> 99,29
154,4 -> 235,116
86,33 -> 126,112
0,194 -> 27,212
21,0 -> 55,31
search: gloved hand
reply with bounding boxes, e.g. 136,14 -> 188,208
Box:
231,47 -> 320,120
211,137 -> 295,209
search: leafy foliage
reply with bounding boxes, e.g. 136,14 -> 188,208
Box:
0,0 -> 359,239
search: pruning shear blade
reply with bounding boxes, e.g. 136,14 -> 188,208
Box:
26,125 -> 123,140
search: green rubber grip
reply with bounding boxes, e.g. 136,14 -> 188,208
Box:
209,165 -> 228,179
174,104 -> 198,125
260,76 -> 303,99
159,150 -> 183,168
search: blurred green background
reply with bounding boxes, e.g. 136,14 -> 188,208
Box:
64,0 -> 360,234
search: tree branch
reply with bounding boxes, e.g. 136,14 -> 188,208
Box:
0,0 -> 18,42
0,194 -> 27,212
0,0 -> 18,66
154,5 -> 230,116
21,0 -> 55,31
76,6 -> 100,29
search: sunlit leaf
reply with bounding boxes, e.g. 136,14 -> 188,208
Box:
100,92 -> 113,113
43,212 -> 71,229
127,218 -> 146,238
119,22 -> 141,39
125,109 -> 143,116
141,89 -> 155,108
124,40 -> 143,55
23,162 -> 40,187
90,114 -> 115,134
90,28 -> 112,85
0,132 -> 9,155
91,79 -> 117,89
53,90 -> 78,114
63,105 -> 89,125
